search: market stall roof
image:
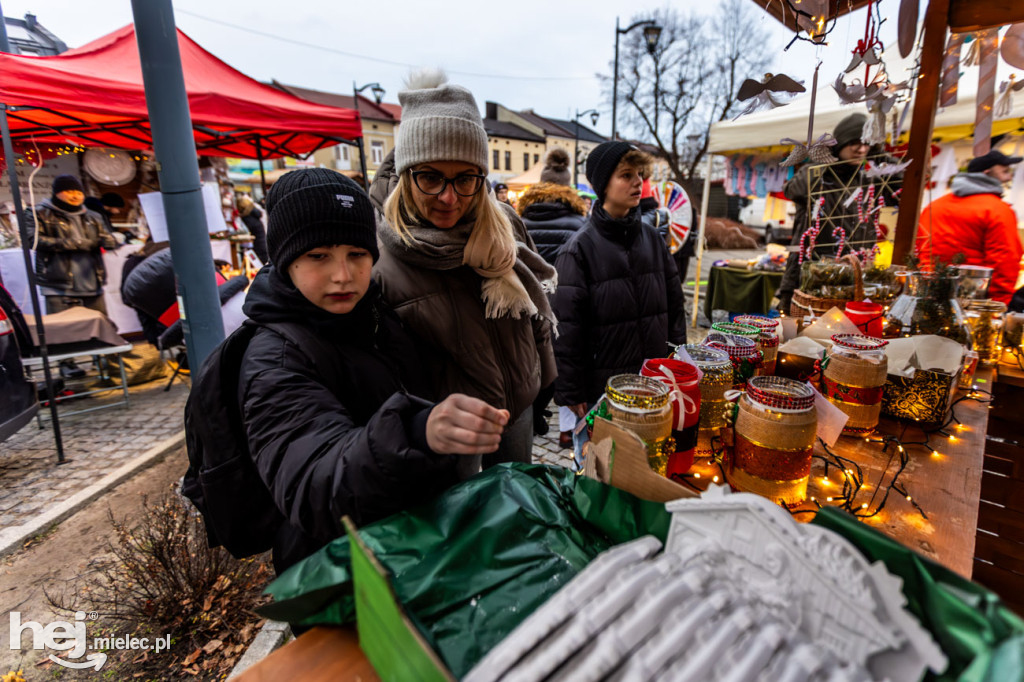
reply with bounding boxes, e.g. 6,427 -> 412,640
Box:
0,24 -> 362,159
505,162 -> 544,192
707,40 -> 1024,155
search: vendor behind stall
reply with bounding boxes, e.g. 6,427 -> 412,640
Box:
776,114 -> 890,312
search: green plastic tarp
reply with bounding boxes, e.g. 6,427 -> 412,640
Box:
260,463 -> 1024,680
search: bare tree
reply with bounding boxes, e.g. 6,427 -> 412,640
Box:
603,0 -> 773,187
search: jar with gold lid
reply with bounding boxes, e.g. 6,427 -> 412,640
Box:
734,315 -> 781,375
604,374 -> 674,475
822,334 -> 888,435
675,344 -> 731,461
964,300 -> 1007,365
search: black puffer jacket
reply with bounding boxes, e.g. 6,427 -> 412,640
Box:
26,198 -> 116,294
552,204 -> 687,406
517,182 -> 587,264
238,267 -> 459,572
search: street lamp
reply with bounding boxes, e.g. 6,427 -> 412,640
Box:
611,18 -> 662,141
573,109 -> 600,188
353,81 -> 386,191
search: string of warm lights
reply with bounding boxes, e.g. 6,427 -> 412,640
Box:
11,146 -> 150,165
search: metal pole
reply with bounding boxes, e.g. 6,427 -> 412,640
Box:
0,1 -> 65,463
573,113 -> 580,188
353,83 -> 370,191
255,137 -> 267,198
131,0 -> 223,368
611,17 -> 620,141
690,154 -> 714,329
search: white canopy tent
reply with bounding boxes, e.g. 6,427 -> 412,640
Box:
690,39 -> 1024,324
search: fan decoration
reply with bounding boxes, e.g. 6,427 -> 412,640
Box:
653,181 -> 694,254
734,73 -> 806,118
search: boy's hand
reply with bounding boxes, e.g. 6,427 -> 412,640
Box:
426,394 -> 510,455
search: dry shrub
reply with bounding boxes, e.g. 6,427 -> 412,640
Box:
46,491 -> 273,679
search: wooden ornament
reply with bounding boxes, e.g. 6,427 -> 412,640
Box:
898,0 -> 919,58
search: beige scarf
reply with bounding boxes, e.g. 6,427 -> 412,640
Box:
377,209 -> 557,326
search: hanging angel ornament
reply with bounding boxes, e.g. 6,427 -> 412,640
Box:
862,94 -> 897,146
733,73 -> 805,119
995,75 -> 1024,118
780,134 -> 837,167
833,73 -> 883,104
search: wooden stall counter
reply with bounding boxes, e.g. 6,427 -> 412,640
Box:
238,373 -> 994,680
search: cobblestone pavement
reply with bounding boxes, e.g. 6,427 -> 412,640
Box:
0,375 -> 189,532
1,250 -> 758,536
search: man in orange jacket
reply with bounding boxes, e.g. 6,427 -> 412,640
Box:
916,150 -> 1022,304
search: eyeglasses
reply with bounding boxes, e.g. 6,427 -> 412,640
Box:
410,170 -> 486,197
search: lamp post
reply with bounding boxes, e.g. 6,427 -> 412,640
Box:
611,17 -> 662,141
352,81 -> 386,191
573,109 -> 600,188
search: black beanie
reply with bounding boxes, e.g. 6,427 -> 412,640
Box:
266,168 -> 379,271
585,141 -> 634,201
832,113 -> 867,153
52,174 -> 84,195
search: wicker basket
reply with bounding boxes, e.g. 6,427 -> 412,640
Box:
790,253 -> 864,318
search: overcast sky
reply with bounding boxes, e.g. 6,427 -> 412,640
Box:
1,0 -> 906,139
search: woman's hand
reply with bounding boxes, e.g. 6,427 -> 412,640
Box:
568,403 -> 589,420
426,394 -> 510,455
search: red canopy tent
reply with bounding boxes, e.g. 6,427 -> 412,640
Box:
0,24 -> 361,159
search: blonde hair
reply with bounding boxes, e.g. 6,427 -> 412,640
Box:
383,172 -> 515,245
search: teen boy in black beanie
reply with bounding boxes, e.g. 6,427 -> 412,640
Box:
551,142 -> 686,422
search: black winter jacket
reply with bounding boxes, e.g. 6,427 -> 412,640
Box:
26,198 -> 116,295
239,204 -> 269,264
517,183 -> 588,265
552,204 -> 687,407
238,267 -> 460,572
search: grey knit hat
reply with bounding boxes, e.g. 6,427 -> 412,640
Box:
266,168 -> 378,271
394,69 -> 489,175
833,113 -> 867,152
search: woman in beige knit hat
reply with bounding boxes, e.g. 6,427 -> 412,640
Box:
371,68 -> 558,472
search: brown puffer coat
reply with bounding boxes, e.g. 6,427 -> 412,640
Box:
369,154 -> 556,421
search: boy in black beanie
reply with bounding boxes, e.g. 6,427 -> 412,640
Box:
196,168 -> 510,573
551,142 -> 686,426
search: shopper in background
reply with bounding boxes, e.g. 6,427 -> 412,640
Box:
371,69 -> 557,470
552,142 -> 686,435
236,194 -> 269,264
916,150 -> 1023,305
493,182 -> 513,207
516,146 -> 588,440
